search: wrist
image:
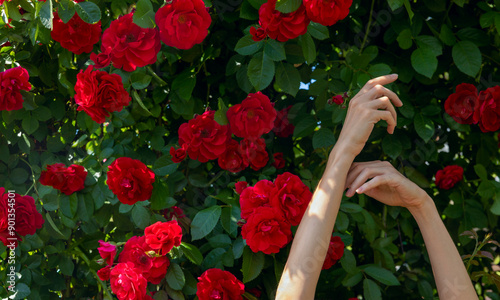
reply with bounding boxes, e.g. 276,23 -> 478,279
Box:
407,195 -> 436,220
328,142 -> 356,167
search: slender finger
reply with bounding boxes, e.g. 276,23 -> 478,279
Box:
356,175 -> 388,194
369,97 -> 398,132
359,74 -> 398,94
372,110 -> 397,134
366,85 -> 403,107
346,167 -> 384,197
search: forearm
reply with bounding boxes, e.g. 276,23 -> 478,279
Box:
409,197 -> 478,300
276,147 -> 354,299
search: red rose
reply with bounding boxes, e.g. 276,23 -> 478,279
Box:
238,138 -> 269,171
97,265 -> 112,281
259,0 -> 310,42
155,0 -> 211,50
218,139 -> 249,173
144,220 -> 183,255
74,65 -> 131,124
303,0 -> 352,27
272,152 -> 285,169
227,92 -> 277,140
51,12 -> 101,55
106,157 -> 155,205
234,181 -> 248,194
98,240 -> 117,265
473,86 -> 500,132
118,236 -> 170,284
163,206 -> 186,220
90,52 -> 112,69
0,188 -> 44,246
239,179 -> 275,220
39,163 -> 87,195
170,146 -> 187,163
100,13 -> 161,72
0,66 -> 31,111
196,268 -> 245,300
250,26 -> 267,41
178,111 -> 230,163
322,236 -> 345,270
329,95 -> 344,105
110,262 -> 148,300
435,165 -> 464,190
273,105 -> 294,137
270,172 -> 312,226
242,206 -> 291,254
444,83 -> 479,125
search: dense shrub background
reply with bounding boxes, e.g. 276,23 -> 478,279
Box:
0,0 -> 499,299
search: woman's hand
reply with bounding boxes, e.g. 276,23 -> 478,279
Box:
335,74 -> 403,159
345,160 -> 429,209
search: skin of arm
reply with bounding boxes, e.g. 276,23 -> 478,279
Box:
275,74 -> 402,300
345,161 -> 478,300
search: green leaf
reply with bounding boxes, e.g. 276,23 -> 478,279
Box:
415,35 -> 442,56
342,271 -> 363,287
241,247 -> 265,283
439,24 -> 456,46
13,283 -> 31,300
131,90 -> 153,116
491,194 -> 500,216
133,0 -> 155,28
387,0 -> 404,11
214,98 -> 229,125
474,164 -> 487,180
414,113 -> 435,142
382,134 -> 402,159
308,22 -> 329,40
363,278 -> 382,300
166,263 -> 185,290
22,117 -> 39,135
60,194 -> 78,219
75,1 -> 101,24
340,249 -> 358,274
264,39 -> 286,61
45,212 -> 66,238
275,62 -> 300,97
59,255 -> 74,276
247,52 -> 275,91
150,181 -> 176,210
58,0 -> 76,23
298,33 -> 316,64
411,48 -> 438,78
340,202 -> 363,214
180,242 -> 203,265
368,63 -> 392,77
312,128 -> 335,149
364,265 -> 400,286
191,206 -> 221,241
131,73 -> 152,90
131,204 -> 150,229
11,168 -> 29,185
39,0 -> 53,30
397,29 -> 413,50
293,115 -> 317,138
275,0 -> 301,13
234,35 -> 263,56
6,1 -> 23,22
452,41 -> 481,77
172,70 -> 197,101
153,155 -> 178,176
418,280 -> 434,300
221,206 -> 239,237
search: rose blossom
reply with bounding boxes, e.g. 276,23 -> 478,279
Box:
51,12 -> 101,55
270,172 -> 312,226
196,268 -> 245,300
170,145 -> 187,163
322,236 -> 345,270
238,138 -> 269,171
241,206 -> 291,254
259,0 -> 310,42
163,206 -> 186,220
303,0 -> 352,27
0,187 -> 44,246
74,65 -> 131,124
155,0 -> 212,50
435,165 -> 464,190
39,163 -> 87,195
90,52 -> 112,69
118,236 -> 170,284
178,110 -> 230,163
235,181 -> 248,194
218,139 -> 249,173
144,220 -> 183,255
227,92 -> 277,140
0,66 -> 31,111
110,262 -> 148,300
272,152 -> 285,169
100,13 -> 161,72
273,105 -> 295,138
106,157 -> 155,205
97,265 -> 112,281
239,179 -> 275,220
444,83 -> 479,125
98,240 -> 117,265
250,26 -> 266,41
473,86 -> 500,132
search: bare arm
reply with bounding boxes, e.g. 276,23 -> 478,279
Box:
346,161 -> 478,300
276,74 -> 402,299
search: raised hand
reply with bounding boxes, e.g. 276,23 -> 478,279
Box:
345,160 -> 429,209
335,74 -> 403,158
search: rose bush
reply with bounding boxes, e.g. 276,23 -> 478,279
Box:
0,0 -> 499,299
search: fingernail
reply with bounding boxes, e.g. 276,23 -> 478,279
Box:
356,188 -> 363,193
391,73 -> 398,77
